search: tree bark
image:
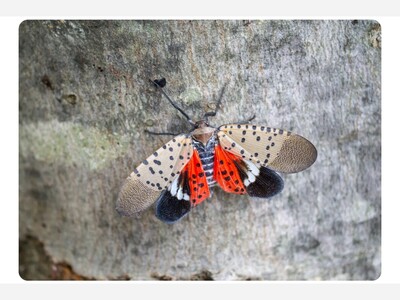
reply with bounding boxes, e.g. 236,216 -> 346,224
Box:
19,20 -> 381,280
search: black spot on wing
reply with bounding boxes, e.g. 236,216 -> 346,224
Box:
155,191 -> 191,224
246,167 -> 284,198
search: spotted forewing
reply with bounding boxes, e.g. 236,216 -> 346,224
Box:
116,134 -> 193,216
218,124 -> 317,173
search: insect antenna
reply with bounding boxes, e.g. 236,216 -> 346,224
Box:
203,83 -> 226,121
150,78 -> 195,126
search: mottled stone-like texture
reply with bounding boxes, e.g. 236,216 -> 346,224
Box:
19,20 -> 380,280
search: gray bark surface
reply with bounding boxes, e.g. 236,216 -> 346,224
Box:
19,20 -> 381,280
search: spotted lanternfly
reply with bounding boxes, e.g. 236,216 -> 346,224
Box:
116,78 -> 317,223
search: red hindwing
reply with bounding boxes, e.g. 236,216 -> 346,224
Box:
213,145 -> 246,195
184,150 -> 210,206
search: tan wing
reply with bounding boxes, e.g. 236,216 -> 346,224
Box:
116,134 -> 193,216
218,124 -> 317,173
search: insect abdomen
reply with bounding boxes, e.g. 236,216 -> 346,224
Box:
192,136 -> 217,187
199,150 -> 216,186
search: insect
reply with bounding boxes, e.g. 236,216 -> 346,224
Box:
116,78 -> 317,223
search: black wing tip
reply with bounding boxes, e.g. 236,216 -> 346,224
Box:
155,191 -> 191,224
155,214 -> 185,225
246,167 -> 284,199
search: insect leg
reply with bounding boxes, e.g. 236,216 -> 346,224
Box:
235,114 -> 256,124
